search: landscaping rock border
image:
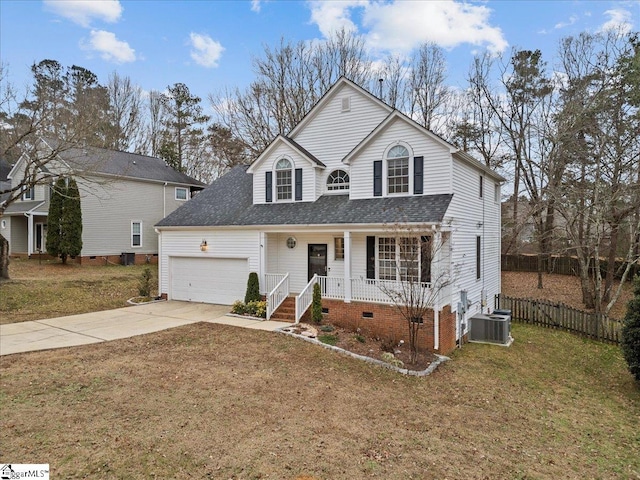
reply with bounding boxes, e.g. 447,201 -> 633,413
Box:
277,327 -> 449,376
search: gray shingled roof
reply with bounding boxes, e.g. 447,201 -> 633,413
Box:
43,140 -> 204,186
156,165 -> 452,227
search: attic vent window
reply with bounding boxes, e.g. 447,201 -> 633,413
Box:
341,97 -> 351,112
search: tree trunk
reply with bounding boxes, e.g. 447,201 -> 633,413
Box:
0,233 -> 9,280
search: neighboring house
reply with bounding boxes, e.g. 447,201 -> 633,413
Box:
2,139 -> 203,264
156,77 -> 504,354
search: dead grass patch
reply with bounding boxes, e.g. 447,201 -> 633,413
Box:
1,322 -> 638,479
0,258 -> 157,324
501,271 -> 633,320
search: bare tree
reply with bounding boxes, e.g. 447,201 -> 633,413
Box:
375,225 -> 456,364
407,43 -> 451,135
107,72 -> 145,152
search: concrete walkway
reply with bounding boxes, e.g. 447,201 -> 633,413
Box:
0,301 -> 290,356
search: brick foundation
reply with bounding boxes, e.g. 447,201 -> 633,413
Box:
319,299 -> 457,355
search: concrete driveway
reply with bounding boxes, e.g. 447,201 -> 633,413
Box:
0,301 -> 290,356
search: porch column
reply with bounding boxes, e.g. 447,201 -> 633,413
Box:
259,231 -> 267,294
433,229 -> 442,351
344,231 -> 352,303
27,214 -> 34,256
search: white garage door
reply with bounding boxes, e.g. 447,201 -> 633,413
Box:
170,257 -> 249,305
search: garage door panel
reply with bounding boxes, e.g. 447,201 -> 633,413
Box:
170,257 -> 248,305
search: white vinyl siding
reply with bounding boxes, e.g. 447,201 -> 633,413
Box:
348,117 -> 451,200
446,158 -> 501,324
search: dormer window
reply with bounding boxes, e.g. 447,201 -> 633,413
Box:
327,170 -> 349,192
387,145 -> 409,194
276,158 -> 292,200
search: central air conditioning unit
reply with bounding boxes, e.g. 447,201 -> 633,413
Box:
469,312 -> 513,346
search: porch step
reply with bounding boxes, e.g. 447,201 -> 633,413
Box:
270,296 -> 296,323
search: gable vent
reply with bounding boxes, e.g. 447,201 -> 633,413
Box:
341,97 -> 351,112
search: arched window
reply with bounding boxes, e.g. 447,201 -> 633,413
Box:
275,158 -> 292,200
327,169 -> 350,191
387,145 -> 409,194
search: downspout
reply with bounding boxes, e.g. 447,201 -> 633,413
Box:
163,182 -> 167,218
433,226 -> 440,352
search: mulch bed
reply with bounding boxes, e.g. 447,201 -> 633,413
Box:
282,322 -> 437,372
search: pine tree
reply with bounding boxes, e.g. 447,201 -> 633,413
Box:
45,177 -> 82,264
244,272 -> 261,304
62,178 -> 82,259
46,177 -> 65,260
621,276 -> 640,382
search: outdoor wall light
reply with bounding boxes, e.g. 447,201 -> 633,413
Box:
200,239 -> 208,251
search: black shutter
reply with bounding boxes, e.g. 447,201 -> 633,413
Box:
413,156 -> 424,194
265,171 -> 272,203
366,236 -> 375,279
421,235 -> 431,283
373,160 -> 382,197
295,168 -> 303,201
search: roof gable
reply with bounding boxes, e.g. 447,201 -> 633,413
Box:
342,110 -> 455,165
246,135 -> 325,174
288,77 -> 392,140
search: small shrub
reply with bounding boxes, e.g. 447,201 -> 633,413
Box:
231,300 -> 247,315
246,300 -> 267,318
354,333 -> 366,343
245,272 -> 261,304
138,267 -> 153,297
312,282 -> 323,324
621,275 -> 640,382
381,352 -> 404,368
319,325 -> 334,332
318,334 -> 338,346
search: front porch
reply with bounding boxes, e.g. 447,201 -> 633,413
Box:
259,226 -> 454,353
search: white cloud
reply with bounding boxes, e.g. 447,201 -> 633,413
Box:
554,15 -> 578,29
307,0 -> 507,55
81,30 -> 136,63
308,0 -> 366,37
43,0 -> 122,27
251,0 -> 262,13
189,33 -> 224,68
600,8 -> 633,33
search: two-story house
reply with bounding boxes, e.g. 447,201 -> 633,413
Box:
2,139 -> 203,265
155,77 -> 504,354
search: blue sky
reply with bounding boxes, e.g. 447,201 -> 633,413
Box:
1,0 -> 638,109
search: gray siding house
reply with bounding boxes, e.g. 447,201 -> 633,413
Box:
1,139 -> 203,265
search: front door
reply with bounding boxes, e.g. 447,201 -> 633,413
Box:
34,222 -> 47,252
308,244 -> 327,281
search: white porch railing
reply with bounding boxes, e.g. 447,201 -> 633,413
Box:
316,276 -> 346,299
295,274 -> 317,323
266,273 -> 290,320
264,273 -> 287,296
351,278 -> 433,305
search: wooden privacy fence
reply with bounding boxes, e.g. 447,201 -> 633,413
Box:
501,254 -> 639,280
495,294 -> 622,345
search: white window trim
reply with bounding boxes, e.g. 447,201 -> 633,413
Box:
131,221 -> 142,248
22,185 -> 35,201
494,183 -> 501,204
273,156 -> 295,203
383,142 -> 413,197
326,169 -> 350,194
175,187 -> 188,201
375,236 -> 424,283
